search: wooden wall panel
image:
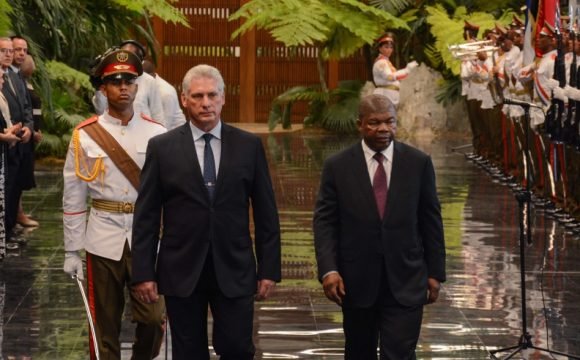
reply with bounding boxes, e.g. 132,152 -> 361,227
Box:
155,0 -> 367,124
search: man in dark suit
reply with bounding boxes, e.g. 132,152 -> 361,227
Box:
0,37 -> 33,243
131,64 -> 281,360
313,94 -> 446,359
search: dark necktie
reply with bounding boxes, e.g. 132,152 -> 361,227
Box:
373,152 -> 388,219
202,133 -> 216,201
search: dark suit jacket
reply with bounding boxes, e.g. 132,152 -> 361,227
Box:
1,68 -> 33,161
1,69 -> 33,130
313,140 -> 445,308
132,122 -> 281,298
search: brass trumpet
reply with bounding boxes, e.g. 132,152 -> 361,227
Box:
448,40 -> 498,59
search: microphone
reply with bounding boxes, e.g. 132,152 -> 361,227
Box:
503,97 -> 543,109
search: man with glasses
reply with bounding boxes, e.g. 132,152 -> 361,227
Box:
314,94 -> 446,359
10,36 -> 39,229
62,49 -> 166,360
0,37 -> 33,246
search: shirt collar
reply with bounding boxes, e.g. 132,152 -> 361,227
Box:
103,111 -> 138,126
361,139 -> 394,163
189,120 -> 222,140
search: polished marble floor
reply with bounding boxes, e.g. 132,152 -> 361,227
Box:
1,131 -> 579,359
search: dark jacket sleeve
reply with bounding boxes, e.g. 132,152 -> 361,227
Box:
313,157 -> 340,282
132,136 -> 163,284
251,137 -> 282,282
418,156 -> 446,282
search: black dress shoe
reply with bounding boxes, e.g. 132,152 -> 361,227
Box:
6,242 -> 19,250
8,235 -> 27,245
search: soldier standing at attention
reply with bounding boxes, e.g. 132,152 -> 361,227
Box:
62,49 -> 166,359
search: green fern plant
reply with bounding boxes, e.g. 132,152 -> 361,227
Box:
424,4 -> 515,103
270,80 -> 364,133
33,61 -> 94,158
231,0 -> 407,131
0,0 -> 12,35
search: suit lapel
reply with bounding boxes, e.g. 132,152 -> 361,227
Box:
178,123 -> 207,192
351,144 -> 380,220
384,141 -> 403,223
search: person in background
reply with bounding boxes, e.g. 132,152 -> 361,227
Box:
372,32 -> 418,108
62,49 -> 166,359
313,94 -> 445,359
0,66 -> 24,259
142,59 -> 186,130
0,37 -> 33,246
15,50 -> 42,228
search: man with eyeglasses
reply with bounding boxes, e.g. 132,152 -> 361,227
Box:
314,94 -> 446,359
0,36 -> 34,246
62,49 -> 166,360
10,36 -> 40,229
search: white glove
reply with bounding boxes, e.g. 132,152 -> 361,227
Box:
565,85 -> 580,101
406,60 -> 419,71
545,78 -> 561,91
553,86 -> 568,102
64,251 -> 84,280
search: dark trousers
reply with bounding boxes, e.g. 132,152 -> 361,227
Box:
4,154 -> 21,237
342,264 -> 423,360
87,242 -> 165,360
165,255 -> 255,360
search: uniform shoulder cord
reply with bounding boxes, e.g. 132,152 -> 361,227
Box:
73,128 -> 105,183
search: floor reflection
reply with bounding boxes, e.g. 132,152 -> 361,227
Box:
0,131 -> 578,359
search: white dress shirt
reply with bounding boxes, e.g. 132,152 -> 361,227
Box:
361,139 -> 393,190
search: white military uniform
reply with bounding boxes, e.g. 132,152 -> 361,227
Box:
155,74 -> 186,130
93,72 -> 165,126
519,49 -> 556,126
62,111 -> 166,260
372,54 -> 411,107
466,58 -> 494,109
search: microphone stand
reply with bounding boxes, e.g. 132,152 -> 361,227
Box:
489,105 -> 580,359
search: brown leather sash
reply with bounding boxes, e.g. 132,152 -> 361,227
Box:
82,121 -> 141,190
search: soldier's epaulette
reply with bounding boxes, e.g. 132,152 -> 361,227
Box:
550,53 -> 557,61
140,113 -> 165,128
75,115 -> 99,130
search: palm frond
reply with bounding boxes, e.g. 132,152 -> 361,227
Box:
35,132 -> 68,158
0,0 -> 12,34
368,0 -> 413,14
230,0 -> 330,46
274,86 -> 328,104
435,77 -> 462,106
231,0 -> 408,55
112,0 -> 189,27
424,44 -> 443,69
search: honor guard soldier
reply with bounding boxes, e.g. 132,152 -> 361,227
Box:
62,49 -> 166,359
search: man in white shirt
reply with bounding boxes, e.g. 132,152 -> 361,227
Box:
142,59 -> 186,130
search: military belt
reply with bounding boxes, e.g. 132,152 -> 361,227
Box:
378,85 -> 400,91
92,199 -> 135,214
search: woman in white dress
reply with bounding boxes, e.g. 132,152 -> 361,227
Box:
372,32 -> 418,108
